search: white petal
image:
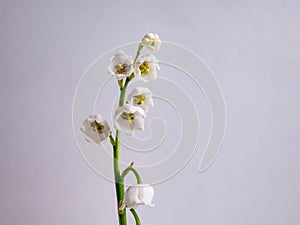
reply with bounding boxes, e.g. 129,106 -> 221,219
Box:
134,66 -> 142,79
116,117 -> 133,135
130,116 -> 144,131
137,185 -> 155,207
128,87 -> 152,97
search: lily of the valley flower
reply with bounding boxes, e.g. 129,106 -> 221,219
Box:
114,104 -> 146,135
142,33 -> 161,51
127,87 -> 154,113
134,55 -> 159,82
120,184 -> 155,210
81,114 -> 110,144
108,51 -> 133,80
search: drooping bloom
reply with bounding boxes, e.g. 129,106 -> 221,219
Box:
114,104 -> 146,135
120,184 -> 155,210
127,87 -> 154,113
108,51 -> 133,80
134,55 -> 159,82
80,114 -> 110,144
142,33 -> 161,51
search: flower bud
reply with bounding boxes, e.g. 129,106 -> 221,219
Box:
142,33 -> 161,51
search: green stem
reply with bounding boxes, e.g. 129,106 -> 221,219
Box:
114,84 -> 129,225
133,43 -> 143,66
130,209 -> 141,225
113,42 -> 143,225
113,130 -> 127,225
121,165 -> 142,184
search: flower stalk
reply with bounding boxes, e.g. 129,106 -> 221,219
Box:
130,208 -> 141,225
121,162 -> 143,184
113,42 -> 145,224
133,43 -> 143,66
114,79 -> 130,225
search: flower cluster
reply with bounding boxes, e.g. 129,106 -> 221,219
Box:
80,33 -> 161,225
81,33 -> 160,141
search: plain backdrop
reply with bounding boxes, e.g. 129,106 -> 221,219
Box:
1,0 -> 300,225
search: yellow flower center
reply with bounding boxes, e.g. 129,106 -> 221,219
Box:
139,61 -> 150,74
115,63 -> 128,74
121,112 -> 135,123
133,94 -> 145,105
92,121 -> 105,134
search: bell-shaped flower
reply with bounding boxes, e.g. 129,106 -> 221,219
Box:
80,114 -> 110,144
114,104 -> 146,135
142,33 -> 161,51
127,87 -> 154,113
120,184 -> 155,210
134,55 -> 159,82
108,51 -> 133,80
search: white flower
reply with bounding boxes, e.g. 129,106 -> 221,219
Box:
114,104 -> 146,135
108,51 -> 133,80
134,55 -> 159,82
142,33 -> 161,51
80,114 -> 110,144
127,87 -> 154,113
120,184 -> 155,210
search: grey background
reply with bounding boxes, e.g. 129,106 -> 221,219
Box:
1,0 -> 300,225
